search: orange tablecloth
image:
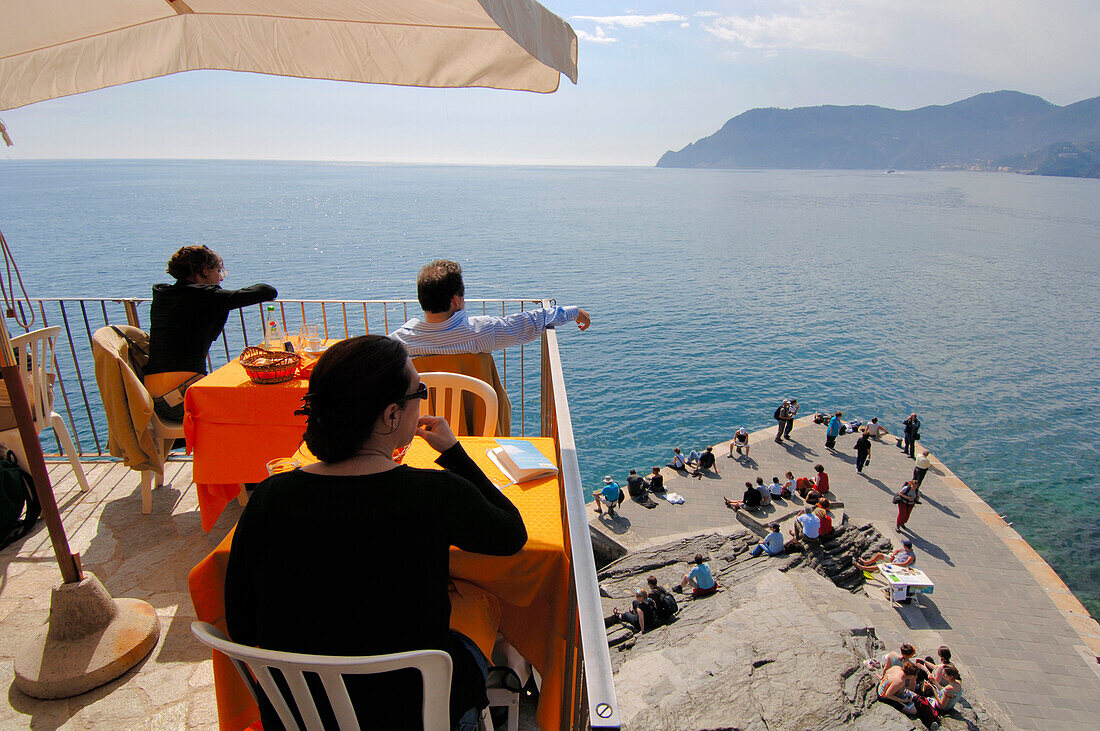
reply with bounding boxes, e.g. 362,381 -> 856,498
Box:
188,436 -> 571,731
184,359 -> 312,531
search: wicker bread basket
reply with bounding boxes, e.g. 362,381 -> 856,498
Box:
239,346 -> 301,385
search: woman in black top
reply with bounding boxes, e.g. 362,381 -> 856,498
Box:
144,245 -> 276,421
224,335 -> 527,730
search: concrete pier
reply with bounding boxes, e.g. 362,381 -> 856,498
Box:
590,416 -> 1100,729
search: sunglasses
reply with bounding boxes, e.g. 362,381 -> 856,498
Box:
395,382 -> 429,405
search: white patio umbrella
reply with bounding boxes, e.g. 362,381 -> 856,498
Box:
0,0 -> 578,112
1,0 -> 580,703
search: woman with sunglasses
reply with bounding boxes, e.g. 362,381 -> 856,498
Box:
224,335 -> 527,730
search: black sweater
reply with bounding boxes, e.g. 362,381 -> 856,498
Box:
145,281 -> 276,375
225,443 -> 527,729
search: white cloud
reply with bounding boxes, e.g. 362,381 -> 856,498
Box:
575,27 -> 618,44
699,0 -> 1100,97
694,11 -> 719,18
681,22 -> 690,28
571,13 -> 686,29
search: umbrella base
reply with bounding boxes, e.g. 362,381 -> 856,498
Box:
14,572 -> 160,699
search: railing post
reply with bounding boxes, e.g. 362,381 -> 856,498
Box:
122,300 -> 140,328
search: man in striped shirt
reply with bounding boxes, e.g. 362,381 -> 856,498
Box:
389,260 -> 591,356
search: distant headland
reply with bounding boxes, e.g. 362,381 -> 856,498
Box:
656,90 -> 1100,178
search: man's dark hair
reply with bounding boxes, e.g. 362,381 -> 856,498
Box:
302,335 -> 411,463
756,477 -> 764,485
417,259 -> 465,313
629,469 -> 637,475
814,464 -> 824,473
647,575 -> 658,587
694,554 -> 704,564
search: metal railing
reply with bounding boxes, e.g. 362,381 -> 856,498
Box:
18,296 -> 543,458
540,311 -> 621,729
10,294 -> 620,728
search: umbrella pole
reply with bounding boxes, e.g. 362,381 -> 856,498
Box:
0,325 -> 80,583
2,323 -> 160,699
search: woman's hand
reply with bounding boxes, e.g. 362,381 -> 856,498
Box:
416,416 -> 458,454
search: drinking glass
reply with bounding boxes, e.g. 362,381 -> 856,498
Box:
299,324 -> 321,353
266,457 -> 300,476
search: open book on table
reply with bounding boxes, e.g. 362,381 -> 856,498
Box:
486,439 -> 558,486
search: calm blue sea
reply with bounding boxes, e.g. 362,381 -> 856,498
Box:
1,160 -> 1098,614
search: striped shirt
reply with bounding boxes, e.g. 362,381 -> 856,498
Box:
389,306 -> 580,356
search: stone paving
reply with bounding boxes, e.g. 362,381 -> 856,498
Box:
0,458 -> 240,729
591,416 -> 1100,730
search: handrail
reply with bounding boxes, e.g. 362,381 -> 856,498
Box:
17,296 -> 547,456
541,307 -> 620,729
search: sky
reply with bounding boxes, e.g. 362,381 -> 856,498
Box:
1,0 -> 1098,166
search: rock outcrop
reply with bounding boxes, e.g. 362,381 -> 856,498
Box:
599,531 -> 1000,730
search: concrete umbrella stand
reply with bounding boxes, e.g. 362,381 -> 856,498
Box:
0,310 -> 160,698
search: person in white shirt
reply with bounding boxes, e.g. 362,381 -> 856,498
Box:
769,476 -> 785,497
913,450 -> 932,486
667,448 -> 688,471
729,427 -> 750,458
389,259 -> 591,356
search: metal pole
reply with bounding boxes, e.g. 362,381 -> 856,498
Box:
0,324 -> 81,584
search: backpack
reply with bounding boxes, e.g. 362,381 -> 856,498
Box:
0,450 -> 39,551
653,588 -> 677,622
774,406 -> 784,420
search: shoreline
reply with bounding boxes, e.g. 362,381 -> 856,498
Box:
590,416 -> 1100,728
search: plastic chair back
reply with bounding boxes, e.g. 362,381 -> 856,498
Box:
8,326 -> 60,425
419,372 -> 499,437
191,622 -> 452,731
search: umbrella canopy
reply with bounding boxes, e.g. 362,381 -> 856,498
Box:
0,0 -> 578,112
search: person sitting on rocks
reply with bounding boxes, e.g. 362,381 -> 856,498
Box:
781,470 -> 796,499
678,554 -> 718,598
795,475 -> 815,499
593,476 -> 620,517
815,506 -> 833,537
814,463 -> 831,496
923,664 -> 963,716
613,588 -> 657,634
749,522 -> 785,557
667,447 -> 688,471
805,488 -> 822,506
915,646 -> 952,686
856,540 -> 916,573
768,476 -> 785,499
625,469 -> 649,503
791,506 -> 820,543
724,481 -> 762,511
755,477 -> 772,506
877,662 -> 921,716
646,575 -> 678,624
644,466 -> 665,493
691,446 -> 719,478
867,643 -> 916,673
729,427 -> 750,458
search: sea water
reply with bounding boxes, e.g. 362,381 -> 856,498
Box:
1,160 -> 1098,614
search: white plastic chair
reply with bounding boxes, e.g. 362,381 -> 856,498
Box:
1,326 -> 89,493
191,621 -> 452,731
419,372 -> 499,438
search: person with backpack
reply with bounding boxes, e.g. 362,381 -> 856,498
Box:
782,398 -> 799,440
774,400 -> 791,443
593,476 -> 620,517
646,575 -> 678,625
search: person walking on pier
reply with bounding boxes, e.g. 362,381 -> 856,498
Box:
826,411 -> 843,450
855,432 -> 872,473
783,398 -> 799,440
913,450 -> 932,486
774,400 -> 791,443
902,413 -> 921,459
894,480 -> 920,532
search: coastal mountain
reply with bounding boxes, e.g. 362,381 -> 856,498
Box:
656,91 -> 1100,177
